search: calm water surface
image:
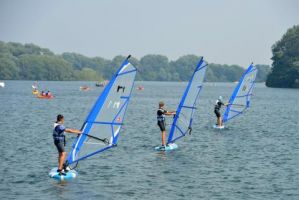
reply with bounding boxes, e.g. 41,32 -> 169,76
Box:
0,81 -> 298,200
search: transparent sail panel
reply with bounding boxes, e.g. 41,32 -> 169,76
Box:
75,123 -> 113,160
168,59 -> 208,143
67,60 -> 136,164
96,64 -> 136,123
223,64 -> 258,123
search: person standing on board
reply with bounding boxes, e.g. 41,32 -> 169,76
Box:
214,96 -> 228,127
157,101 -> 176,149
53,114 -> 82,175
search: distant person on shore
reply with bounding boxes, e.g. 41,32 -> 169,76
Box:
53,114 -> 82,175
157,101 -> 176,149
214,96 -> 228,127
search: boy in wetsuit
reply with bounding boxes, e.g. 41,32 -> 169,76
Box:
214,96 -> 228,127
53,114 -> 82,175
157,101 -> 176,148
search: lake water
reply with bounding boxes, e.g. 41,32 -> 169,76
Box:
0,81 -> 298,200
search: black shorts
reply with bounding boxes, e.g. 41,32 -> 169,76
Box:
54,140 -> 65,153
157,121 -> 166,131
214,109 -> 221,118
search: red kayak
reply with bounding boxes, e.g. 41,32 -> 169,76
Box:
37,94 -> 54,99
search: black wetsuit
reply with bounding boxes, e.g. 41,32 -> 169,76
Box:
157,108 -> 167,131
214,100 -> 224,118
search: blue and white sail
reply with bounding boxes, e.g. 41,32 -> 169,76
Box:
223,63 -> 258,123
167,58 -> 208,144
66,56 -> 137,165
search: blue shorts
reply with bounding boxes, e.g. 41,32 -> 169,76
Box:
54,140 -> 65,153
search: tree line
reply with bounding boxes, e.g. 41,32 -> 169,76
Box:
0,41 -> 270,82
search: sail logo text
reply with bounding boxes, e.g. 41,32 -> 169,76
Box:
107,101 -> 121,109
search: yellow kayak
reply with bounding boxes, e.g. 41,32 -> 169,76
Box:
32,90 -> 39,95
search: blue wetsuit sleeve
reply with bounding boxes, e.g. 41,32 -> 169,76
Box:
58,125 -> 66,132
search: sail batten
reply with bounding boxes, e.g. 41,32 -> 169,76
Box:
88,121 -> 123,125
67,57 -> 136,165
181,105 -> 197,109
223,63 -> 258,123
167,58 -> 208,144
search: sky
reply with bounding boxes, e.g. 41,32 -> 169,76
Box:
0,0 -> 298,67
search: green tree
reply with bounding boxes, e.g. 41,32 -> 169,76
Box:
18,55 -> 74,80
139,54 -> 169,81
103,55 -> 126,78
0,57 -> 19,79
92,56 -> 111,79
74,67 -> 103,81
62,53 -> 98,70
266,25 -> 299,88
170,55 -> 201,81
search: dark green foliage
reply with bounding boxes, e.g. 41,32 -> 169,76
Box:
266,25 -> 299,88
206,64 -> 244,82
169,55 -> 201,81
0,42 -> 101,81
74,68 -> 103,81
0,56 -> 19,79
139,55 -> 170,81
18,55 -> 74,80
0,41 -> 270,82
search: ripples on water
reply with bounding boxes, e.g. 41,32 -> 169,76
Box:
0,81 -> 298,200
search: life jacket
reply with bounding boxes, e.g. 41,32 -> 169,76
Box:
157,108 -> 166,122
53,123 -> 65,141
214,100 -> 223,111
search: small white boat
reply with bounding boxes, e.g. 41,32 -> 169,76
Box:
0,82 -> 5,88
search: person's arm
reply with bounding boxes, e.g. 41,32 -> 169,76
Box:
220,101 -> 229,106
165,110 -> 176,116
65,128 -> 82,134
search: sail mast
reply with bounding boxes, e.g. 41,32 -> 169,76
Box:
167,58 -> 208,144
66,55 -> 136,165
223,63 -> 258,123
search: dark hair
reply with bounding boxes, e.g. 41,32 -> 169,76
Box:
56,114 -> 64,122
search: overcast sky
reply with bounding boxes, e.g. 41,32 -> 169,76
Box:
0,0 -> 298,67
